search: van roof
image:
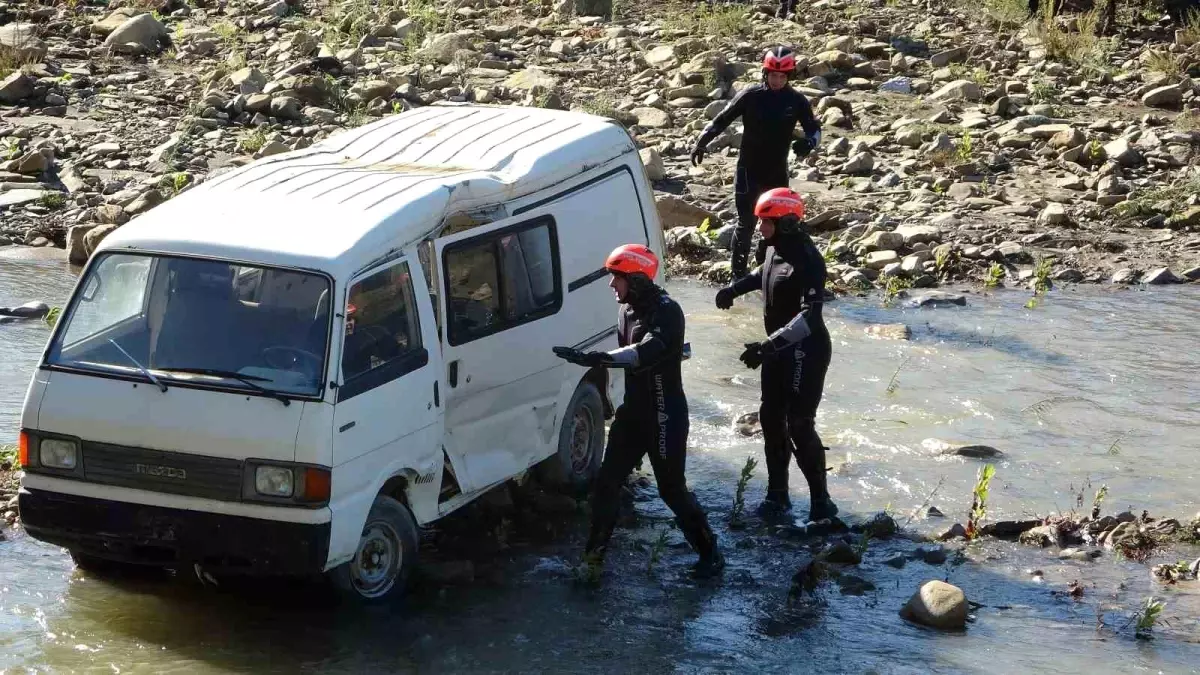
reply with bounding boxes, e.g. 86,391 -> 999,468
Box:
98,104 -> 637,278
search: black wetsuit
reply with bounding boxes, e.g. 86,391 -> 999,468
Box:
727,228 -> 834,513
694,84 -> 822,278
585,286 -> 718,562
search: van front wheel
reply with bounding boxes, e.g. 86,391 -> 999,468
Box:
537,381 -> 605,494
328,495 -> 419,603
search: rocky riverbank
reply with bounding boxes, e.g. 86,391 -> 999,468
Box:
2,0 -> 1199,292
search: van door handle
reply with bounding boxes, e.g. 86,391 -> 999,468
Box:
433,380 -> 440,407
448,360 -> 459,388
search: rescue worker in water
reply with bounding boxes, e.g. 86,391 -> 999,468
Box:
553,244 -> 725,579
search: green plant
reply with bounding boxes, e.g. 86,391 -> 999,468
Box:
239,128 -> 267,153
161,172 -> 190,195
661,4 -> 748,39
211,20 -> 240,43
574,549 -> 604,585
1107,432 -> 1126,456
1029,78 -> 1059,104
822,235 -> 840,263
1091,484 -> 1108,519
981,0 -> 1030,27
38,192 -> 65,209
882,275 -> 912,306
391,100 -> 404,115
647,527 -> 669,574
955,131 -> 974,163
1134,597 -> 1164,639
885,355 -> 910,396
0,443 -> 17,470
984,262 -> 1004,289
1144,49 -> 1181,78
1025,256 -> 1053,308
730,455 -> 757,527
965,464 -> 996,540
44,306 -> 62,328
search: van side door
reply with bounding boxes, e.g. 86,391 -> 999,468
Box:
433,216 -> 564,493
330,253 -> 443,529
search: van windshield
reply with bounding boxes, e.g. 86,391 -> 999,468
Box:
46,252 -> 333,398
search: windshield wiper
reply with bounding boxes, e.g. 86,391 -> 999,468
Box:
156,367 -> 291,406
108,339 -> 168,393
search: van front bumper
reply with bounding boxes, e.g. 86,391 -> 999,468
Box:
19,488 -> 330,576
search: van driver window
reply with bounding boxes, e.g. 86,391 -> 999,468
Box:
444,219 -> 559,345
342,262 -> 421,382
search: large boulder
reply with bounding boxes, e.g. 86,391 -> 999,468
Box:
930,80 -> 982,102
66,224 -> 98,265
91,8 -> 143,37
417,32 -> 475,64
0,23 -> 48,62
503,67 -> 558,92
103,13 -> 169,54
655,195 -> 717,230
1141,85 -> 1182,109
0,72 -> 35,105
632,107 -> 671,128
900,580 -> 969,630
83,223 -> 122,258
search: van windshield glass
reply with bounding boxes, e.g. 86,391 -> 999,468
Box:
46,253 -> 332,398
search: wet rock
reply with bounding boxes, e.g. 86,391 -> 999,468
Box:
854,512 -> 899,538
1054,268 -> 1085,283
665,227 -> 713,254
900,580 -> 968,631
1144,267 -> 1181,284
1058,548 -> 1101,561
1182,266 -> 1200,282
0,302 -> 50,318
914,545 -> 948,565
923,439 -> 1003,459
1020,525 -> 1066,548
819,541 -> 862,565
981,520 -> 1042,538
864,323 -> 911,340
734,411 -> 761,437
938,523 -> 968,541
836,574 -> 877,596
884,554 -> 908,569
905,291 -> 966,308
0,72 -> 35,105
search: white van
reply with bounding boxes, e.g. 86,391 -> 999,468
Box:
17,103 -> 666,601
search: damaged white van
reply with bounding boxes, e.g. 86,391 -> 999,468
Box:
18,103 -> 666,601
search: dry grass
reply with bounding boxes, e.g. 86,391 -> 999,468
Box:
1036,10 -> 1112,73
981,0 -> 1030,28
661,4 -> 748,39
1143,49 -> 1181,78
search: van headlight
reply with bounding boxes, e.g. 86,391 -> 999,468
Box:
254,465 -> 295,497
39,438 -> 78,470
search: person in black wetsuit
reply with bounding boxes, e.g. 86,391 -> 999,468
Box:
553,244 -> 724,579
714,188 -> 839,522
690,46 -> 822,278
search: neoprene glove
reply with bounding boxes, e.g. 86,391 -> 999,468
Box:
553,346 -> 613,368
792,137 -> 814,158
739,342 -> 765,370
690,144 -> 706,166
715,287 -> 736,310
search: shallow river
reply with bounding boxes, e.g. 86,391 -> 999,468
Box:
1,251 -> 1198,673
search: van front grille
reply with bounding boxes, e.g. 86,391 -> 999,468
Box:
81,442 -> 244,502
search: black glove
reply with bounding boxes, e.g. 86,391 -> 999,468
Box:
690,145 -> 705,166
792,137 -> 814,158
739,342 -> 765,370
715,286 -> 736,310
553,346 -> 613,368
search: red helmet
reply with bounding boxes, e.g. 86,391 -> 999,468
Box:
605,243 -> 658,279
754,187 -> 806,220
762,46 -> 796,74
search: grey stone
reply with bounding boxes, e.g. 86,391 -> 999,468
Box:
503,67 -> 558,92
905,291 -> 967,308
1111,268 -> 1137,284
930,80 -> 982,102
865,250 -> 899,269
1038,203 -> 1069,226
1103,138 -> 1143,167
1142,85 -> 1182,109
639,148 -> 665,181
230,67 -> 268,95
269,96 -> 302,120
644,45 -> 678,69
103,13 -> 168,54
894,224 -> 941,245
0,72 -> 35,105
0,23 -> 48,62
83,223 -> 121,257
900,580 -> 968,631
1144,267 -> 1181,284
66,224 -> 97,264
632,107 -> 670,128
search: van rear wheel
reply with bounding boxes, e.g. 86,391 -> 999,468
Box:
328,495 -> 419,603
537,381 -> 605,494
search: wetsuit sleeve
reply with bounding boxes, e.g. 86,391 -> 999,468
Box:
730,266 -> 762,297
795,91 -> 822,147
765,236 -> 825,352
601,344 -> 640,367
766,312 -> 811,350
696,87 -> 752,148
631,301 -> 684,368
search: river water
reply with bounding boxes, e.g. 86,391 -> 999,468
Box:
1,251 -> 1198,673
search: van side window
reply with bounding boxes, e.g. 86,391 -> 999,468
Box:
339,261 -> 427,401
443,217 -> 560,346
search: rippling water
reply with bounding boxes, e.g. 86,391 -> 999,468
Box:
1,256 -> 1198,673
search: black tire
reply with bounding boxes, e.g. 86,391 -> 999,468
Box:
537,381 -> 605,494
327,495 -> 420,603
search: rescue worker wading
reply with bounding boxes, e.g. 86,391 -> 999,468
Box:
553,245 -> 724,579
714,188 -> 839,522
689,46 -> 822,278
